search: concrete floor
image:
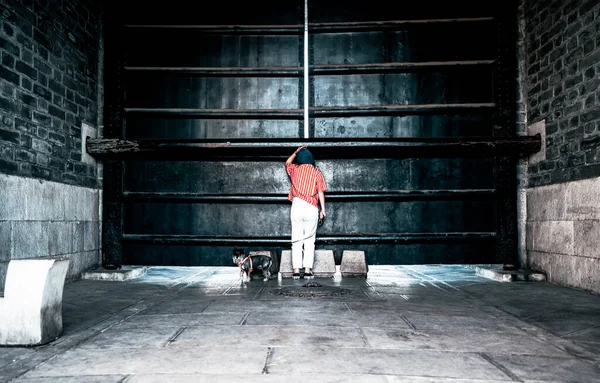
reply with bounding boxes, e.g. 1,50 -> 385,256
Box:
1,265 -> 600,382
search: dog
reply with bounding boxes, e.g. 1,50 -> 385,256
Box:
232,248 -> 273,282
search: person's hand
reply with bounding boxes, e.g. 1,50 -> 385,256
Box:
319,209 -> 326,219
295,145 -> 307,154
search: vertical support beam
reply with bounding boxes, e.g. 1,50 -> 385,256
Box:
303,0 -> 309,139
102,4 -> 125,270
493,2 -> 519,270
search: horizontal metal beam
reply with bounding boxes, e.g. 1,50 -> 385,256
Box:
123,232 -> 496,245
125,24 -> 303,35
312,60 -> 496,75
309,17 -> 495,33
124,103 -> 495,119
311,103 -> 495,117
86,135 -> 542,160
124,61 -> 495,78
125,66 -> 303,77
124,17 -> 494,34
124,108 -> 303,119
123,190 -> 496,203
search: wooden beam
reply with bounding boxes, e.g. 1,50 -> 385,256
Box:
86,135 -> 542,160
123,189 -> 496,203
122,232 -> 496,246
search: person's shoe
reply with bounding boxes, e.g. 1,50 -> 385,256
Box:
292,272 -> 300,280
304,271 -> 314,279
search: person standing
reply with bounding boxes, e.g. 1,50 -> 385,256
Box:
285,145 -> 327,279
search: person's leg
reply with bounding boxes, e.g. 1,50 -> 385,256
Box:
301,202 -> 319,275
290,199 -> 303,278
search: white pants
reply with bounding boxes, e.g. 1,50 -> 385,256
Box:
291,197 -> 319,270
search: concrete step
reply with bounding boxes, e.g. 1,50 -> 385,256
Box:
82,266 -> 147,281
474,265 -> 546,282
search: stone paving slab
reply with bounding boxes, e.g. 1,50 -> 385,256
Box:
114,312 -> 249,328
360,326 -> 569,356
243,309 -> 415,328
203,300 -> 349,313
14,377 -> 126,383
21,346 -> 269,377
170,325 -> 367,348
491,354 -> 600,382
268,347 -> 512,380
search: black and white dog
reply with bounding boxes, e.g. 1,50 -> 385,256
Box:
232,248 -> 273,282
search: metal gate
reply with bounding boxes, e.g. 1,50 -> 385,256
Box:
92,0 -> 539,268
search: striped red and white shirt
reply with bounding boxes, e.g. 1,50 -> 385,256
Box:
286,163 -> 327,207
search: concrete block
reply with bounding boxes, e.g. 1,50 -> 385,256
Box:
280,249 -> 336,278
527,120 -> 546,165
0,175 -> 22,221
12,222 -> 49,259
569,178 -> 600,220
475,266 -> 546,283
526,183 -> 570,221
279,250 -> 293,278
574,220 -> 600,259
67,251 -> 101,281
547,253 -> 600,294
73,222 -> 85,253
82,266 -> 147,281
525,221 -> 535,251
340,250 -> 368,277
530,220 -> 574,255
0,261 -> 7,292
48,222 -> 73,256
0,222 -> 11,262
0,257 -> 70,345
81,122 -> 97,166
313,250 -> 335,278
83,221 -> 99,251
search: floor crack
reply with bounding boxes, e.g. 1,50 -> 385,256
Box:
262,347 -> 274,374
479,352 -> 524,382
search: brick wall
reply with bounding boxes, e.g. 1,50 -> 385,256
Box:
0,0 -> 102,188
521,0 -> 600,294
523,0 -> 600,187
0,0 -> 103,288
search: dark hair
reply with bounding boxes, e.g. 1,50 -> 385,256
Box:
296,148 -> 315,166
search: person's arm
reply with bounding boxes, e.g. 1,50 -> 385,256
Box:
286,145 -> 307,165
318,190 -> 326,219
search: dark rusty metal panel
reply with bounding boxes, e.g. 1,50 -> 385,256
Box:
104,0 -> 524,266
122,189 -> 496,203
493,1 -> 519,269
123,200 -> 494,236
121,158 -> 494,194
102,4 -> 125,270
122,241 -> 495,266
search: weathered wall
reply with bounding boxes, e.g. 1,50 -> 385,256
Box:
520,0 -> 600,293
0,0 -> 103,287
